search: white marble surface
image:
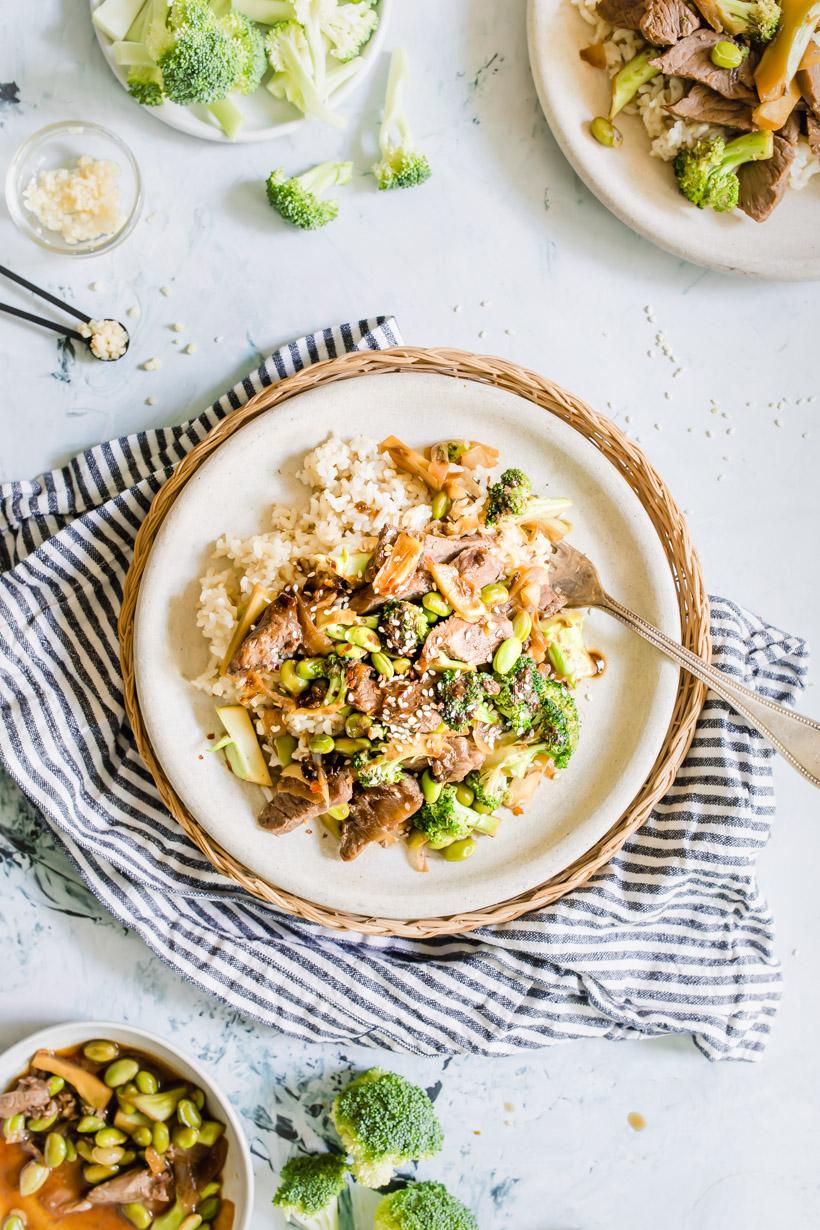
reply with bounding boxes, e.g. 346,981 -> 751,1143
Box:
1,3 -> 820,1227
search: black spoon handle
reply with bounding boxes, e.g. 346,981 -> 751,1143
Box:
0,301 -> 86,342
0,263 -> 91,324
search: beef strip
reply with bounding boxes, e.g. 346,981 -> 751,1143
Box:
258,767 -> 353,834
351,534 -> 488,613
229,592 -> 302,674
737,129 -> 797,222
173,1137 -> 228,1211
0,1076 -> 52,1118
798,64 -> 820,120
596,0 -> 647,25
430,736 -> 484,784
650,30 -> 756,101
640,0 -> 700,45
422,614 -> 514,669
365,525 -> 399,581
665,82 -> 756,128
539,585 -> 568,619
339,776 -> 424,860
379,677 -> 441,735
807,111 -> 820,156
60,1167 -> 174,1213
345,661 -> 382,713
453,545 -> 503,591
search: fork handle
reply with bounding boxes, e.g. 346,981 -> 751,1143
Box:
602,595 -> 820,789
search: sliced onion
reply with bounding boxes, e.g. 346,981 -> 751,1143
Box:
371,532 -> 424,596
295,594 -> 333,655
427,558 -> 485,622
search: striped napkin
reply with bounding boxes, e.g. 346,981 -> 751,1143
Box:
0,318 -> 808,1062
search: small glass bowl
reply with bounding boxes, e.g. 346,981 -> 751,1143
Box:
5,120 -> 143,257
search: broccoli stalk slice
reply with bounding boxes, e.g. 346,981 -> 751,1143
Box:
112,39 -> 157,66
266,160 -> 353,229
713,0 -> 781,40
755,0 -> 820,101
208,95 -> 244,138
372,48 -> 431,190
674,130 -> 773,212
609,50 -> 660,119
265,21 -> 347,128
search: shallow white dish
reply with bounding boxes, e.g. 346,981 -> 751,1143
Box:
527,0 -> 820,279
90,0 -> 391,143
134,371 -> 681,920
0,1020 -> 253,1229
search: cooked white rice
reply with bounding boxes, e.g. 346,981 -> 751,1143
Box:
570,0 -> 820,186
194,435 -> 555,704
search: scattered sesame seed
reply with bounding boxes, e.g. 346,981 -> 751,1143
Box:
803,432 -> 811,439
183,342 -> 197,355
145,395 -> 157,406
711,406 -> 720,415
480,299 -> 492,308
726,427 -> 734,436
89,281 -> 103,292
673,368 -> 683,379
654,422 -> 662,431
624,414 -> 632,423
504,328 -> 514,336
127,304 -> 141,318
774,418 -> 782,427
142,357 -> 161,371
705,430 -> 713,438
146,211 -> 160,224
453,304 -> 461,313
214,335 -> 223,343
160,285 -> 172,297
478,330 -> 487,339
717,474 -> 725,482
664,391 -> 671,400
171,322 -> 184,332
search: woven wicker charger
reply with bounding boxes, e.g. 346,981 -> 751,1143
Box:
120,347 -> 710,938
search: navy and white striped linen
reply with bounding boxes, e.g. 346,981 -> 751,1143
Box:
0,318 -> 808,1061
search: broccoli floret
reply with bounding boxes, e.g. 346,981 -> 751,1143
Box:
159,24 -> 241,104
674,130 -> 774,212
273,1153 -> 348,1230
323,0 -> 379,61
713,0 -> 781,40
331,1069 -> 443,1189
494,655 -> 548,736
352,752 -> 407,788
127,66 -> 165,105
220,10 -> 267,94
378,600 -> 428,656
485,468 -> 571,528
436,670 -> 487,730
266,161 -> 353,230
374,1181 -> 478,1230
542,613 -> 600,686
464,766 -> 508,813
372,48 -> 431,190
537,679 -> 580,769
167,0 -> 212,29
266,20 -> 346,127
413,784 -> 497,849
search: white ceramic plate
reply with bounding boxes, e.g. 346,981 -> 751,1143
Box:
134,371 -> 681,920
90,0 -> 391,143
0,1020 -> 253,1229
527,0 -> 820,279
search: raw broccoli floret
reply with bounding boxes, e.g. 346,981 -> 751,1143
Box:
436,670 -> 487,730
265,20 -> 346,127
378,600 -> 428,656
372,49 -> 431,190
485,468 -> 571,528
352,752 -> 407,788
273,1153 -> 348,1230
323,0 -> 379,61
221,10 -> 267,94
127,65 -> 165,105
494,655 -> 547,736
331,1069 -> 443,1189
159,23 -> 241,103
374,1181 -> 478,1230
413,784 -> 498,849
537,679 -> 580,769
167,0 -> 212,29
713,0 -> 781,40
674,130 -> 774,212
266,161 -> 353,230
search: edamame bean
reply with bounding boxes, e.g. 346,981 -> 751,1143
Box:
421,770 -> 442,804
92,1145 -> 125,1166
392,657 -> 412,675
2,1114 -> 25,1141
46,1076 -> 65,1096
121,1151 -> 137,1166
280,660 -> 308,697
371,652 -> 394,679
179,1217 -> 203,1230
443,838 -> 476,861
76,1140 -> 95,1162
2,1213 -> 27,1230
135,1070 -> 158,1095
336,642 -> 367,660
473,800 -> 495,815
19,1162 -> 50,1196
173,1126 -> 199,1150
296,657 -> 326,680
422,591 -> 452,618
345,712 -> 372,738
327,803 -> 349,821
64,1136 -> 77,1162
177,1099 -> 202,1130
44,1131 -> 67,1168
332,736 -> 371,755
711,39 -> 744,68
190,1090 -> 206,1111
590,115 -> 622,147
83,1039 -> 119,1064
84,1164 -> 120,1184
104,1058 -> 140,1088
308,733 -> 335,755
122,1205 -> 154,1230
27,1111 -> 57,1132
431,491 -> 451,520
96,1127 -> 127,1147
197,1197 -> 221,1223
196,1122 -> 225,1148
493,636 -> 522,675
455,784 -> 475,807
512,611 -> 532,641
324,624 -> 349,641
132,1125 -> 153,1148
199,1181 -> 221,1199
346,625 -> 381,652
274,733 -> 297,767
152,1121 -> 171,1153
481,582 -> 509,607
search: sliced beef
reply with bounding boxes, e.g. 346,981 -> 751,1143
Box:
421,614 -> 513,669
365,525 -> 399,581
665,82 -> 756,128
539,584 -> 568,619
738,129 -> 797,222
640,0 -> 700,45
229,592 -> 302,674
798,64 -> 820,120
430,736 -> 484,783
379,677 -> 441,735
340,776 -> 424,860
423,532 -> 486,563
345,661 -> 382,713
454,545 -> 503,591
650,30 -> 756,101
596,0 -> 648,27
173,1137 -> 228,1211
258,768 -> 353,834
0,1076 -> 52,1118
807,111 -> 820,156
689,0 -> 722,27
351,534 -> 488,613
87,1168 -> 173,1206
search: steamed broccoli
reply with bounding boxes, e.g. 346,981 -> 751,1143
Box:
436,670 -> 487,730
352,751 -> 407,788
378,600 -> 428,657
273,1153 -> 348,1230
494,655 -> 548,736
331,1069 -> 443,1189
712,0 -> 781,40
674,130 -> 774,212
374,1181 -> 478,1230
537,679 -> 580,769
542,611 -> 600,686
485,468 -> 572,528
414,784 -> 498,849
323,0 -> 379,61
372,49 -> 431,190
266,161 -> 353,229
127,65 -> 165,104
159,22 -> 241,103
266,20 -> 346,127
221,10 -> 267,93
464,766 -> 509,814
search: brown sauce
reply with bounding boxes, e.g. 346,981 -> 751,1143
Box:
588,649 -> 607,677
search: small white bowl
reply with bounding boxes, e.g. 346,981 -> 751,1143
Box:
5,120 -> 143,256
0,1020 -> 253,1229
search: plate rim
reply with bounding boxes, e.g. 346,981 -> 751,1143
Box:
526,0 -> 820,281
119,347 -> 710,937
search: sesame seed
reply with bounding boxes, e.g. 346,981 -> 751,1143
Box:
160,285 -> 173,296
184,342 -> 197,355
145,395 -> 157,406
127,304 -> 141,318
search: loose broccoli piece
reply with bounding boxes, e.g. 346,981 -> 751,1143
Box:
537,679 -> 580,769
266,160 -> 353,230
323,0 -> 379,61
378,600 -> 428,656
273,1153 -> 348,1230
331,1069 -> 443,1189
713,0 -> 781,40
374,1181 -> 478,1230
414,784 -> 498,849
485,467 -> 571,528
220,10 -> 267,94
542,612 -> 600,686
372,49 -> 431,190
464,766 -> 508,813
494,655 -> 548,736
127,65 -> 165,105
436,669 -> 487,730
159,23 -> 241,104
352,752 -> 407,788
674,130 -> 774,212
167,0 -> 212,29
266,20 -> 346,127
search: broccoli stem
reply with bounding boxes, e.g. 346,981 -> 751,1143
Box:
720,129 -> 774,173
381,46 -> 410,152
609,50 -> 659,119
208,96 -> 244,138
298,160 -> 353,197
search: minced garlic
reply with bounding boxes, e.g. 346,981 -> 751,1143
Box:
23,155 -> 123,246
79,318 -> 129,361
